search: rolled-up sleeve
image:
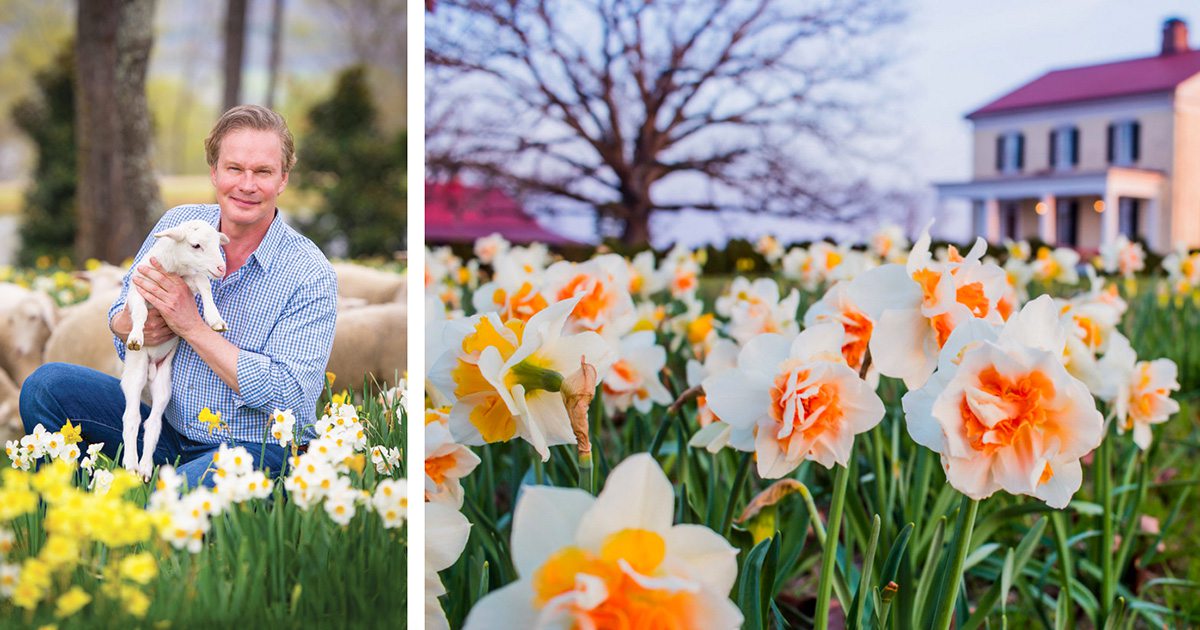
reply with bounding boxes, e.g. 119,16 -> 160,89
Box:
233,266 -> 338,417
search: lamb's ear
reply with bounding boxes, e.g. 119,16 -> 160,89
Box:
153,225 -> 188,242
218,232 -> 230,245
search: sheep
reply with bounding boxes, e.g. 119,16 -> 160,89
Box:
325,302 -> 406,393
331,261 -> 406,305
120,220 -> 229,478
43,288 -> 124,379
0,367 -> 20,444
0,283 -> 59,386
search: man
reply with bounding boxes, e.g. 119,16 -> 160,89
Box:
20,105 -> 338,489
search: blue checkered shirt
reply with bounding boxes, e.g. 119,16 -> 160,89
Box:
108,204 -> 337,444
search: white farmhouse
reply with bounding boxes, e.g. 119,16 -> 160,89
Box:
937,18 -> 1200,254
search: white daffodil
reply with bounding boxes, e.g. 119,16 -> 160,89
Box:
463,454 -> 742,629
543,254 -> 637,339
704,323 -> 885,478
427,501 -> 471,630
445,296 -> 612,461
600,330 -> 673,415
425,418 -> 481,507
715,277 -> 800,346
855,228 -> 1007,389
901,296 -> 1103,508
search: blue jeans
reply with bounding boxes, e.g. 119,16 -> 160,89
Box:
20,363 -> 288,490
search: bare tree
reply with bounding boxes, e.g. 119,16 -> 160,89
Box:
75,0 -> 162,263
426,0 -> 908,245
222,0 -> 249,111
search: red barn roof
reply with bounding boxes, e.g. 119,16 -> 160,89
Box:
425,181 -> 579,245
968,48 -> 1200,119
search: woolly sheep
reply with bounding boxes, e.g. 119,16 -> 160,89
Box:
331,261 -> 406,305
120,221 -> 229,478
0,283 -> 59,386
43,288 -> 124,379
325,302 -> 406,392
0,367 -> 20,444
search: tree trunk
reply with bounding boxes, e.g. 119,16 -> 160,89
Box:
75,0 -> 161,264
223,0 -> 249,112
621,209 -> 652,247
265,0 -> 285,109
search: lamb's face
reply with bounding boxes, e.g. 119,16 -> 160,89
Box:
153,220 -> 230,279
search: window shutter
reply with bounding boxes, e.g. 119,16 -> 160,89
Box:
1016,133 -> 1025,170
996,135 -> 1004,171
1107,124 -> 1115,163
1049,130 -> 1057,168
1070,127 -> 1080,166
1131,121 -> 1141,162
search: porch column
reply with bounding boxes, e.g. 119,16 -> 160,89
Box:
984,198 -> 1000,242
1100,189 -> 1119,246
1145,197 -> 1161,253
1038,193 -> 1057,244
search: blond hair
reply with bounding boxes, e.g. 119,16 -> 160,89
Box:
204,105 -> 297,173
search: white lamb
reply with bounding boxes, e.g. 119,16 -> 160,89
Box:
120,220 -> 230,478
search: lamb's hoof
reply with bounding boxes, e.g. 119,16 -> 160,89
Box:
137,459 -> 154,482
126,339 -> 142,351
210,321 -> 228,333
122,451 -> 139,473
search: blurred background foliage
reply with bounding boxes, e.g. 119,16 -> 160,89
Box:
0,0 -> 406,265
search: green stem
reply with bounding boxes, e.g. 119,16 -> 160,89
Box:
721,452 -> 753,537
533,453 -> 546,486
1098,434 -> 1114,623
815,464 -> 850,630
1050,510 -> 1075,628
577,453 -> 593,493
932,495 -> 979,630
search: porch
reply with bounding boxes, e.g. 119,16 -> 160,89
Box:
935,167 -> 1167,252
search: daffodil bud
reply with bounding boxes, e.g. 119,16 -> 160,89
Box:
561,360 -> 597,457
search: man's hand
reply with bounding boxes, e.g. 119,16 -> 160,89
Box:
111,304 -> 176,346
132,257 -> 206,339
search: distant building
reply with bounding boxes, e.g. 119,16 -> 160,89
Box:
425,181 -> 578,245
937,18 -> 1200,253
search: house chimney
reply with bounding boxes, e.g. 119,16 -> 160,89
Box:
1162,18 -> 1190,55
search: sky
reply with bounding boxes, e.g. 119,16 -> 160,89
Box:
549,1 -> 1200,248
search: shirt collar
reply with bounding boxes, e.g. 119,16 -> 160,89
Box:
211,207 -> 288,272
248,209 -> 288,271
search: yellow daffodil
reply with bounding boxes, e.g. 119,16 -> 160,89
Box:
198,407 -> 225,435
54,586 -> 91,618
60,420 -> 82,446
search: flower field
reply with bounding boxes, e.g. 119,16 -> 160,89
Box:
0,380 -> 408,628
426,229 -> 1200,628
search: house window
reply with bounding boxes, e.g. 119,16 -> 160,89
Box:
1118,198 -> 1141,238
1049,126 -> 1079,171
1056,199 -> 1079,247
1107,120 -> 1141,166
996,131 -> 1024,174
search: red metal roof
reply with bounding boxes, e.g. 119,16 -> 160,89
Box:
968,49 -> 1200,118
425,181 -> 579,245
